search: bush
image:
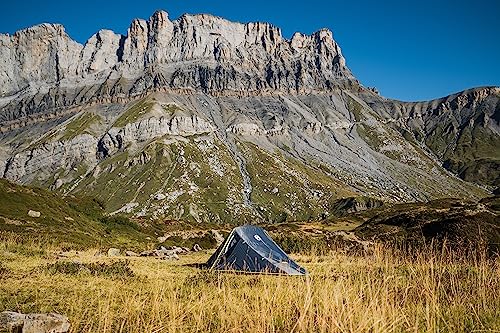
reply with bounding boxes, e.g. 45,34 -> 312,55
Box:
99,215 -> 140,231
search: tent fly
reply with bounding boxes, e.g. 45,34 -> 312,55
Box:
206,225 -> 307,275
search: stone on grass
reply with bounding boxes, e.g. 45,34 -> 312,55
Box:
27,210 -> 41,218
107,248 -> 120,257
153,193 -> 166,200
171,246 -> 185,254
192,244 -> 202,252
0,311 -> 70,333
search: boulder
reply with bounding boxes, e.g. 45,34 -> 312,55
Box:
139,250 -> 155,257
107,248 -> 120,257
211,230 -> 225,246
165,253 -> 179,260
157,236 -> 167,243
125,251 -> 138,257
170,246 -> 185,254
27,210 -> 41,218
192,244 -> 202,252
153,193 -> 166,200
0,311 -> 70,333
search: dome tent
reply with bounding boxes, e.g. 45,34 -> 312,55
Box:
206,225 -> 307,275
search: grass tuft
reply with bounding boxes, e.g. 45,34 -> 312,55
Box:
44,260 -> 134,278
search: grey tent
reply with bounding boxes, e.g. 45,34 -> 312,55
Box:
206,225 -> 307,275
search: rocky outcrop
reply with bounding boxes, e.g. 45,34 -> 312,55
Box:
4,134 -> 97,183
98,114 -> 214,158
331,197 -> 385,216
0,24 -> 82,96
0,311 -> 70,333
0,10 -> 355,124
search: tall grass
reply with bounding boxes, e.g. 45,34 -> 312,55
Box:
0,239 -> 498,333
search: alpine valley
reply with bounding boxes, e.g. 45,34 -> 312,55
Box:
0,10 -> 499,225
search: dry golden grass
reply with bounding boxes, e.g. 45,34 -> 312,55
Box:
0,238 -> 499,333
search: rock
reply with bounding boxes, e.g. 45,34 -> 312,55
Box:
157,236 -> 167,243
139,248 -> 180,260
112,202 -> 139,215
64,217 -> 74,221
125,251 -> 138,257
157,247 -> 178,257
153,193 -> 166,200
165,253 -> 180,260
272,187 -> 279,194
53,179 -> 64,189
27,210 -> 41,218
0,10 -> 353,123
139,250 -> 155,257
0,311 -> 70,333
192,244 -> 202,252
170,246 -> 185,254
107,248 -> 120,257
211,230 -> 225,246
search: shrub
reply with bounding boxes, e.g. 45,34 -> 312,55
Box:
99,215 -> 140,231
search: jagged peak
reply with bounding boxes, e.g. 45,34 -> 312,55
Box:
149,10 -> 171,29
12,23 -> 68,39
312,28 -> 334,41
0,10 -> 355,98
151,10 -> 170,21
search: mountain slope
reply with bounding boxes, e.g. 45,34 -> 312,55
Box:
363,87 -> 500,187
0,178 -> 152,247
0,11 -> 497,223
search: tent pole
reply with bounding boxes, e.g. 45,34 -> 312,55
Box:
209,230 -> 235,269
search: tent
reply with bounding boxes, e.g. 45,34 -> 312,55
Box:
206,225 -> 307,275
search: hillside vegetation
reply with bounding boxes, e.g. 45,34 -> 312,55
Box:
0,179 -> 154,249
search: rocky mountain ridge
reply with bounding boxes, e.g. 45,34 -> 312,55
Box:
0,11 -> 498,223
0,11 -> 354,125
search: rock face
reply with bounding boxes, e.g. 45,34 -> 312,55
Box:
0,10 -> 498,223
0,10 -> 354,125
0,311 -> 70,333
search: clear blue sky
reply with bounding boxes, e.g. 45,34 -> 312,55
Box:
1,0 -> 499,102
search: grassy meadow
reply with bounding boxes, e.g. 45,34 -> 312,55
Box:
0,237 -> 498,333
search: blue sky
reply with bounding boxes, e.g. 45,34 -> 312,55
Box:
1,0 -> 499,101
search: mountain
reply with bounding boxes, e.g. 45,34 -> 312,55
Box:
0,11 -> 497,224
